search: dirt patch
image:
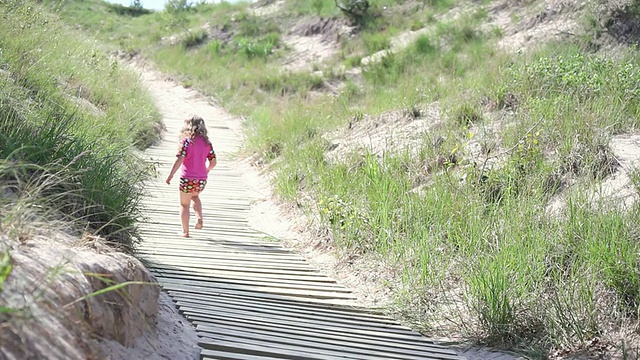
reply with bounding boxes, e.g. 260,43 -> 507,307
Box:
324,102 -> 441,162
606,1 -> 640,46
250,0 -> 285,17
360,6 -> 466,67
488,0 -> 582,52
282,17 -> 354,72
546,133 -> 640,216
97,292 -> 200,360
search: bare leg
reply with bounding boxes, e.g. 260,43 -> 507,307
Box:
192,193 -> 203,229
179,192 -> 191,237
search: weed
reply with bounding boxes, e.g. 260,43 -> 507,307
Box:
181,29 -> 207,48
363,32 -> 391,53
236,36 -> 277,59
452,103 -> 482,126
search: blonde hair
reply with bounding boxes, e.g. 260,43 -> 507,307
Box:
180,115 -> 210,144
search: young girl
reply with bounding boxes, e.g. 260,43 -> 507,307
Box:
166,115 -> 217,237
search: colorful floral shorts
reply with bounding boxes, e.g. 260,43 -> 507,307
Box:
179,178 -> 207,194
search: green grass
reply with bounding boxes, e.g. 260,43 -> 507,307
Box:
48,0 -> 640,356
1,0 -> 162,249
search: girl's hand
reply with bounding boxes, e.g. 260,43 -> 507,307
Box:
166,176 -> 172,185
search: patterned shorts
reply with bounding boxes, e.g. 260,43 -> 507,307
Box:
179,178 -> 207,194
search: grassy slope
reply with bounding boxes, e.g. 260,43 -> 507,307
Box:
1,0 -> 162,249
51,0 -> 640,357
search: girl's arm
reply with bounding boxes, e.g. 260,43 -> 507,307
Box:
206,145 -> 217,173
166,157 -> 184,184
207,158 -> 217,173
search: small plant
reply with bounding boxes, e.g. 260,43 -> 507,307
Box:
411,19 -> 423,31
413,34 -> 436,55
207,39 -> 223,55
181,29 -> 207,48
453,103 -> 482,126
345,55 -> 362,68
236,37 -> 276,59
363,32 -> 391,53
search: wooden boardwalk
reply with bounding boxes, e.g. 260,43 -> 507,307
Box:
137,70 -> 462,360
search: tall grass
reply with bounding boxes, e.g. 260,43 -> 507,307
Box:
1,0 -> 162,249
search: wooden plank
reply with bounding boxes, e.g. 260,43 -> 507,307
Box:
157,277 -> 355,300
195,317 -> 442,351
143,255 -> 319,272
158,271 -> 350,292
175,295 -> 395,326
181,306 -> 411,334
200,349 -> 289,360
196,324 -> 456,360
165,285 -> 355,307
200,340 -> 338,360
171,291 -> 391,322
151,262 -> 324,276
176,297 -> 399,327
139,249 -> 308,265
190,315 -> 433,345
138,243 -> 299,256
151,265 -> 338,283
199,336 -> 367,360
167,289 -> 366,312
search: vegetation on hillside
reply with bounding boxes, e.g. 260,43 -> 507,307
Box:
1,0 -> 162,249
49,0 -> 640,357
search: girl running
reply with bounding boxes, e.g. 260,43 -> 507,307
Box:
166,115 -> 217,237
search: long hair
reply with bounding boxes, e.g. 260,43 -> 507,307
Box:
179,115 -> 210,144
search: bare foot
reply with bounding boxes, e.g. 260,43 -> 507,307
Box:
195,219 -> 203,230
178,232 -> 189,238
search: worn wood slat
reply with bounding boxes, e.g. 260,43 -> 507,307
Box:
167,289 -> 372,314
139,249 -> 308,264
172,291 -> 389,322
199,336 -> 367,360
156,267 -> 342,285
191,316 -> 440,348
181,307 -> 411,334
195,317 -> 440,351
200,349 -> 288,360
177,299 -> 401,329
158,271 -> 350,292
152,262 -> 324,276
196,324 -> 453,360
157,277 -> 355,300
200,341 -> 337,360
144,255 -> 319,272
198,332 -> 456,360
140,241 -> 297,254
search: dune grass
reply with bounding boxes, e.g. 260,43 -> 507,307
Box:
1,0 -> 162,249
48,0 -> 640,356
